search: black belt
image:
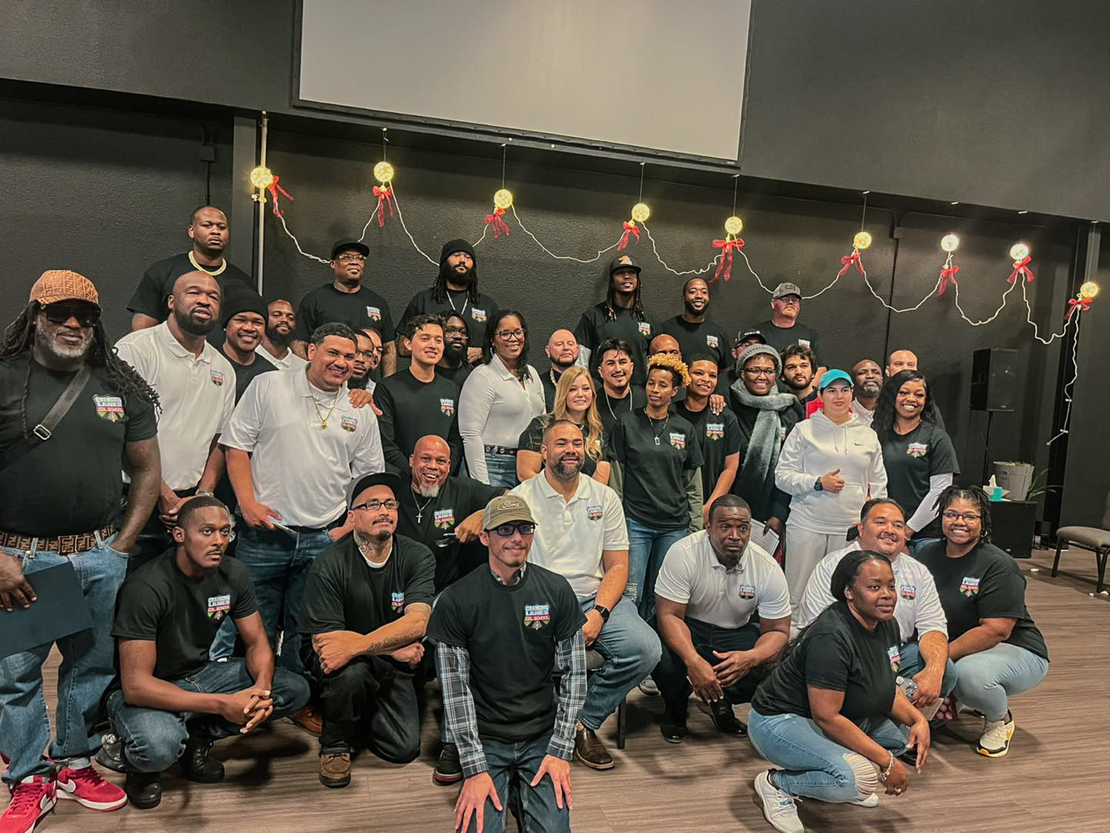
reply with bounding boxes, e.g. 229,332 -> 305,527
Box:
484,445 -> 518,456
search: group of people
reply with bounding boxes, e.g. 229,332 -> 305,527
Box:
0,204 -> 1049,833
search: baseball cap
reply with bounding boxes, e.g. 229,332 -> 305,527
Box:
348,472 -> 402,509
818,369 -> 855,391
733,328 -> 767,348
29,270 -> 100,308
330,239 -> 370,260
772,282 -> 802,300
609,254 -> 641,275
483,494 -> 536,530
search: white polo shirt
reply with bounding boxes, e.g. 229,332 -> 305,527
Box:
256,345 -> 307,371
511,472 -> 628,601
221,368 -> 384,528
655,531 -> 791,629
115,322 -> 236,491
796,542 -> 948,642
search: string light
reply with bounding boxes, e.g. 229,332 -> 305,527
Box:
1079,281 -> 1100,299
1009,242 -> 1030,261
853,231 -> 873,250
373,161 -> 394,185
493,189 -> 514,210
941,234 -> 960,252
724,216 -> 744,236
249,165 -> 274,190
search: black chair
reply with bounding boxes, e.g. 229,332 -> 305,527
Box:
1052,491 -> 1110,593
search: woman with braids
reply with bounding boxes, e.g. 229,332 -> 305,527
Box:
749,550 -> 931,833
0,271 -> 162,831
873,370 -> 959,552
607,352 -> 704,621
916,486 -> 1048,758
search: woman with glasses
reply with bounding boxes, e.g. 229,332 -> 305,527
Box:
915,486 -> 1048,758
516,366 -> 610,485
872,370 -> 959,553
459,310 -> 545,488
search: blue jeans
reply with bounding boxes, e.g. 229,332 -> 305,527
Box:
107,659 -> 308,773
626,518 -> 687,620
748,708 -> 909,803
0,536 -> 128,784
210,524 -> 332,674
898,640 -> 958,697
463,732 -> 571,833
485,451 -> 519,489
953,643 -> 1049,721
577,597 -> 661,730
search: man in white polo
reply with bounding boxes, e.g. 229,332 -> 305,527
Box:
215,321 -> 384,692
511,420 -> 660,771
796,497 -> 954,717
653,495 -> 791,743
116,270 -> 236,568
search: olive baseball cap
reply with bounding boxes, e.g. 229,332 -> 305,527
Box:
482,494 -> 536,530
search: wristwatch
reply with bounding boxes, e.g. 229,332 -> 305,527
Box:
814,478 -> 824,492
592,604 -> 611,623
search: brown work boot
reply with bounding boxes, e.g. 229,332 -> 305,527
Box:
319,751 -> 351,788
292,705 -> 323,736
574,723 -> 614,770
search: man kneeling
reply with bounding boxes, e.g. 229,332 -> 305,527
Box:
110,497 -> 310,809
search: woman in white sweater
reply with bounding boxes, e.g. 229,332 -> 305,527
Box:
459,309 -> 545,487
775,369 -> 888,615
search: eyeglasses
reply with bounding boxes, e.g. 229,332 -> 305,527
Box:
942,511 -> 981,523
743,367 -> 777,377
444,326 -> 468,336
42,303 -> 100,328
352,499 -> 400,512
496,329 -> 526,341
489,522 -> 536,537
335,253 -> 366,262
356,347 -> 382,358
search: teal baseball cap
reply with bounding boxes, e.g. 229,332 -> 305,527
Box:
818,369 -> 854,391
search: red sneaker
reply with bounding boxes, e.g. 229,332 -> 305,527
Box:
54,766 -> 126,812
1,777 -> 56,833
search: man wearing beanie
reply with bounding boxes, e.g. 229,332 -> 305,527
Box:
400,238 -> 499,362
292,240 -> 396,375
220,289 -> 276,403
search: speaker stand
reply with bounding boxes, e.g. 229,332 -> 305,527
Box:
980,410 -> 994,486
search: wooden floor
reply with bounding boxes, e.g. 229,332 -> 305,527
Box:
21,547 -> 1110,832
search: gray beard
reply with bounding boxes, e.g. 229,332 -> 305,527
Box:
416,482 -> 441,498
35,327 -> 92,360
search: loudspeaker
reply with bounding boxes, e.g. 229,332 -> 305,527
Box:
989,500 -> 1036,559
970,348 -> 1018,412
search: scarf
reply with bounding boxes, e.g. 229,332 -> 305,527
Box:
731,379 -> 797,516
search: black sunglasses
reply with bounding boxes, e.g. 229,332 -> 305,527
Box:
42,302 -> 100,328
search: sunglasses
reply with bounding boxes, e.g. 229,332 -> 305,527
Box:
489,522 -> 536,537
42,303 -> 100,328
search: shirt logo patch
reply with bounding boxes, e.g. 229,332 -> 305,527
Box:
738,584 -> 756,600
907,442 -> 929,458
706,334 -> 720,349
207,594 -> 231,620
586,504 -> 604,521
524,603 -> 551,629
210,370 -> 225,386
366,305 -> 382,321
888,644 -> 901,671
440,398 -> 456,416
960,576 -> 981,597
471,308 -> 487,322
637,321 -> 652,337
797,339 -> 811,348
899,583 -> 917,601
391,592 -> 405,611
340,416 -> 357,432
92,394 -> 126,422
706,422 -> 725,441
434,508 -> 456,529
668,432 -> 686,450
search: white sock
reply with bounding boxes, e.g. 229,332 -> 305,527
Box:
63,756 -> 91,770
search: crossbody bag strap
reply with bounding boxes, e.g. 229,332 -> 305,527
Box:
1,363 -> 92,473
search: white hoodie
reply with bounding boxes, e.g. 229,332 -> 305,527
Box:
774,411 -> 887,534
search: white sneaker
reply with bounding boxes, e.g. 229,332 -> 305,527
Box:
850,793 -> 880,807
637,676 -> 659,696
977,711 -> 1015,757
754,770 -> 804,833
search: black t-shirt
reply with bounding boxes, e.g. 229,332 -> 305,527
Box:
517,415 -> 603,478
916,541 -> 1048,660
227,355 -> 276,404
437,361 -> 472,389
126,253 -> 253,323
746,319 -> 822,363
396,477 -> 503,590
574,305 -> 661,387
675,402 -> 741,499
374,370 -> 463,474
607,408 -> 704,530
427,563 -> 586,744
880,422 -> 960,538
752,602 -> 902,722
657,316 -> 732,370
299,534 -> 435,641
294,283 -> 396,343
112,551 -> 258,681
400,288 -> 500,347
598,386 -> 647,437
0,354 -> 158,536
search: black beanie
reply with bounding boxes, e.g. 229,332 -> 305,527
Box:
440,238 -> 476,265
221,286 -> 268,327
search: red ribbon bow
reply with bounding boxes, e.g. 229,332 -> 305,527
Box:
484,207 -> 511,239
617,221 -> 641,251
1007,255 -> 1035,284
711,237 -> 746,283
266,176 -> 294,218
938,263 -> 959,296
1065,296 -> 1092,322
373,185 -> 394,228
837,250 -> 863,277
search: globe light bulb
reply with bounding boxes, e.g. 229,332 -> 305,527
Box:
630,202 -> 651,223
249,165 -> 274,190
853,231 -> 872,250
724,216 -> 744,236
374,161 -> 394,184
493,188 -> 513,210
1079,281 -> 1100,300
940,234 -> 960,253
1009,242 -> 1030,261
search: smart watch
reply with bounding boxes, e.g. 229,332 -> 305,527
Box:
814,478 -> 824,492
592,604 -> 611,623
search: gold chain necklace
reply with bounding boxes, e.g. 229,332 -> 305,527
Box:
189,251 -> 227,277
309,387 -> 343,429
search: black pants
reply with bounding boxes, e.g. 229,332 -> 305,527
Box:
305,653 -> 420,763
653,618 -> 764,719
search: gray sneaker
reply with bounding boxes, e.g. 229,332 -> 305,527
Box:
637,676 -> 660,696
754,770 -> 804,833
95,732 -> 125,773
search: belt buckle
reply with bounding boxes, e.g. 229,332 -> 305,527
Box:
33,424 -> 52,441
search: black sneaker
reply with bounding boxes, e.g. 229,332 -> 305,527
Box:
710,701 -> 747,737
433,743 -> 463,785
660,706 -> 688,744
125,769 -> 162,810
180,732 -> 225,783
95,731 -> 125,773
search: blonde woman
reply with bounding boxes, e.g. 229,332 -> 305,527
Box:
517,366 -> 610,486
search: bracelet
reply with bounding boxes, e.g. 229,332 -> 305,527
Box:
879,751 -> 895,781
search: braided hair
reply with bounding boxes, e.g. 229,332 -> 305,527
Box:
934,485 -> 993,543
603,267 -> 647,322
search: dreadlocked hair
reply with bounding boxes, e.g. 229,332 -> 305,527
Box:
431,260 -> 480,306
603,269 -> 647,322
935,485 -> 993,543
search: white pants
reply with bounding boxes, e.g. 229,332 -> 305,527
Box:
784,527 -> 845,619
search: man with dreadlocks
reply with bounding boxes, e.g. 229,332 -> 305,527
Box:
399,239 -> 500,364
0,270 -> 161,831
574,254 -> 661,388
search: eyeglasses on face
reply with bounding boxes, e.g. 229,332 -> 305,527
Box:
942,511 -> 981,523
42,303 -> 100,328
495,329 -> 526,341
444,326 -> 468,336
352,499 -> 400,512
489,522 -> 536,537
335,253 -> 366,262
743,367 -> 777,377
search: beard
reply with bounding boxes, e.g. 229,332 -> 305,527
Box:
35,326 -> 92,361
443,340 -> 468,362
441,262 -> 473,288
783,375 -> 811,393
266,323 -> 293,347
551,456 -> 582,480
416,480 -> 442,498
859,381 -> 881,397
684,298 -> 708,318
723,548 -> 745,571
173,305 -> 216,337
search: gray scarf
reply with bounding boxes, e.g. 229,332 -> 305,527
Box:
731,380 -> 797,511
